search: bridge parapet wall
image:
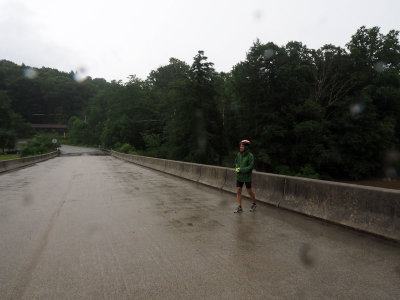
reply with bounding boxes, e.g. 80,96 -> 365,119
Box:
164,159 -> 183,176
0,152 -> 58,173
111,151 -> 400,242
198,165 -> 227,189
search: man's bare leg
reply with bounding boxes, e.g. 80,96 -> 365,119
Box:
248,188 -> 256,211
247,188 -> 256,203
236,187 -> 243,206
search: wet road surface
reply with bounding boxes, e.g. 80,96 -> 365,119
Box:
0,146 -> 400,299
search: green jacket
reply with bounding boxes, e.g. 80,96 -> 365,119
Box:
235,151 -> 254,182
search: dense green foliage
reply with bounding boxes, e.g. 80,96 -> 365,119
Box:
1,26 -> 400,180
20,134 -> 60,157
0,90 -> 32,152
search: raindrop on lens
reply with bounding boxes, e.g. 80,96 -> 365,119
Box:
383,149 -> 399,181
374,61 -> 386,73
385,149 -> 400,163
349,103 -> 364,115
195,109 -> 207,153
264,49 -> 275,59
384,167 -> 397,180
198,136 -> 206,151
23,67 -> 38,79
253,10 -> 263,20
73,67 -> 88,82
23,194 -> 33,206
395,264 -> 400,276
299,243 -> 316,268
230,101 -> 239,111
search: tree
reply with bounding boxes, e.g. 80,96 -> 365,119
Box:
186,51 -> 224,163
68,116 -> 89,145
0,91 -> 28,151
0,128 -> 16,153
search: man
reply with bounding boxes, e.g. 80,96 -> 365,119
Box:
234,139 -> 256,213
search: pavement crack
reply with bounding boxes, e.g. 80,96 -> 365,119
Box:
11,175 -> 73,299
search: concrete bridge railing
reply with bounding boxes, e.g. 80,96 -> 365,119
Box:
0,152 -> 59,173
111,151 -> 400,242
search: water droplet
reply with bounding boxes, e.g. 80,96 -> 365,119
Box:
263,49 -> 275,59
299,243 -> 316,268
198,137 -> 206,150
230,101 -> 239,111
73,67 -> 88,82
195,109 -> 207,153
23,67 -> 38,79
349,103 -> 364,115
374,61 -> 386,73
23,194 -> 33,206
195,109 -> 203,118
385,149 -> 400,163
395,264 -> 400,277
253,10 -> 263,20
384,167 -> 397,180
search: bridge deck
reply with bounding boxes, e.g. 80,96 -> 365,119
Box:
0,146 -> 399,299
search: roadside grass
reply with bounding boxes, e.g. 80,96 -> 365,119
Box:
0,154 -> 20,161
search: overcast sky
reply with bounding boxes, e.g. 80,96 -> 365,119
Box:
0,0 -> 399,82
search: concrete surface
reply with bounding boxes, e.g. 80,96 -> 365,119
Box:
112,151 -> 400,241
281,176 -> 400,241
0,152 -> 58,173
59,145 -> 105,156
1,146 -> 400,299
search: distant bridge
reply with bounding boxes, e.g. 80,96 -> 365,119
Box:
30,123 -> 67,135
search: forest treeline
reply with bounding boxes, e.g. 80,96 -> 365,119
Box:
1,26 -> 400,180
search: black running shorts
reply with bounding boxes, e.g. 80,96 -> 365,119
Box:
236,181 -> 252,188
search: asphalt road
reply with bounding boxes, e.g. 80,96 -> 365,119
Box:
0,146 -> 399,299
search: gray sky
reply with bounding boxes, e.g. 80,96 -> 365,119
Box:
1,0 -> 399,82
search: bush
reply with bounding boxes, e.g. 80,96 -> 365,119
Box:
117,143 -> 136,154
21,134 -> 60,157
275,165 -> 294,176
0,128 -> 16,153
296,164 -> 320,179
